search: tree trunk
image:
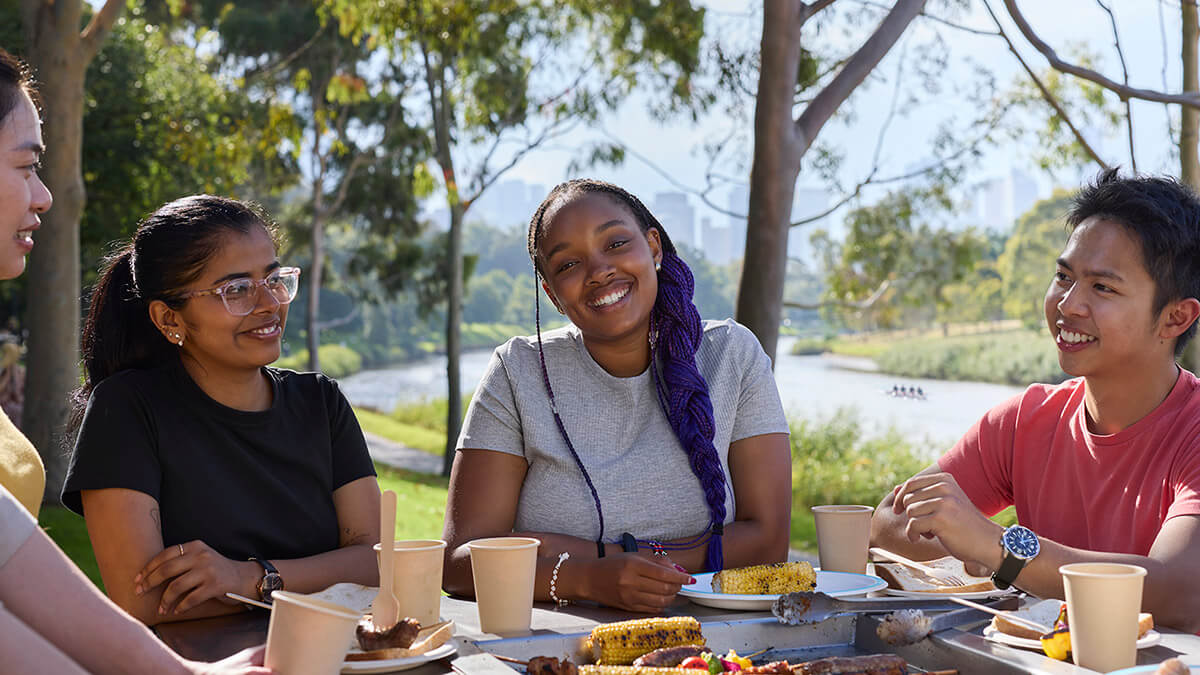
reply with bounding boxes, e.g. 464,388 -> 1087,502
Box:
307,207 -> 325,372
1182,0 -> 1200,373
735,0 -> 925,365
443,201 -> 464,476
21,1 -> 87,505
735,1 -> 805,366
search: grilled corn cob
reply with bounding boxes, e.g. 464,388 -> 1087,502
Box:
711,561 -> 816,595
585,617 -> 706,665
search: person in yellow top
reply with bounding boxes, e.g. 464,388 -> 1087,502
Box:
0,48 -> 53,517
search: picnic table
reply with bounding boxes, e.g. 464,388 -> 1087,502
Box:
155,594 -> 1200,674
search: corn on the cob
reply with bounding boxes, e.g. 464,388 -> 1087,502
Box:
585,617 -> 706,665
579,667 -> 696,675
711,561 -> 816,595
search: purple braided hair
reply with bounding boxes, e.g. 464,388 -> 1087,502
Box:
527,179 -> 727,572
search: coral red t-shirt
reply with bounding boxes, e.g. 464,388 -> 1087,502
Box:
938,368 -> 1200,555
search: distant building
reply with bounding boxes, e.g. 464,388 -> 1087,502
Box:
969,168 -> 1041,231
725,185 -> 749,264
789,186 -> 830,266
653,192 -> 696,249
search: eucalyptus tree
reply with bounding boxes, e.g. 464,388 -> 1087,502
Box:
326,0 -> 708,474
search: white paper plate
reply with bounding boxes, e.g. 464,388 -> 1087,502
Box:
982,625 -> 1161,652
678,570 -> 887,610
884,586 -> 1015,600
341,643 -> 457,673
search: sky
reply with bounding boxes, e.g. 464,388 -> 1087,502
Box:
475,0 -> 1186,236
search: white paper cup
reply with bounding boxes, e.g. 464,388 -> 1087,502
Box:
467,536 -> 540,636
264,590 -> 361,675
374,539 -> 447,626
1060,562 -> 1147,672
811,505 -> 874,574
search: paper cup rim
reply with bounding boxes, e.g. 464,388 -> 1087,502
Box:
467,536 -> 541,551
373,539 -> 448,552
271,590 -> 361,620
811,505 -> 875,513
1059,562 -> 1148,579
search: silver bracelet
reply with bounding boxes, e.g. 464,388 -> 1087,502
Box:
549,551 -> 570,607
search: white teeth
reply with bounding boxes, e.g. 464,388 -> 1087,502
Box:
1060,330 -> 1096,344
250,324 -> 277,335
590,286 -> 629,307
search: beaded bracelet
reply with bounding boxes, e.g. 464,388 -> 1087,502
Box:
549,551 -> 570,607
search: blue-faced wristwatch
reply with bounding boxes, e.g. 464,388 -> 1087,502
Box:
991,525 -> 1040,590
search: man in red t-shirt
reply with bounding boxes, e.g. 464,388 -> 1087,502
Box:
870,169 -> 1200,631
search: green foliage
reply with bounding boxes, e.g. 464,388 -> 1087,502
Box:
274,344 -> 363,378
388,396 -> 473,436
814,188 -> 986,329
996,192 -> 1074,327
40,506 -> 103,590
354,407 -> 444,456
789,337 -> 832,356
789,409 -> 931,551
874,329 -> 1066,386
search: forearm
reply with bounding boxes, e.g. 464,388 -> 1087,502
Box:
997,541 -> 1197,632
444,531 -> 600,598
643,519 -> 788,573
274,543 -> 379,594
0,531 -> 191,675
0,607 -> 89,675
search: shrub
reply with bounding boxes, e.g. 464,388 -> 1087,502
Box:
273,344 -> 364,379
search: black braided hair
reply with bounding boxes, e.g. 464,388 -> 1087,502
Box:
528,179 -> 727,571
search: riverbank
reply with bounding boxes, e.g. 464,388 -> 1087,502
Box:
792,323 -> 1066,386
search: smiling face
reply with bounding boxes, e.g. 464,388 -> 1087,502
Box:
168,227 -> 289,375
538,192 -> 663,347
0,94 -> 51,280
1043,216 -> 1174,380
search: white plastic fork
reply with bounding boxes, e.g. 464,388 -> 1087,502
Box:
869,547 -> 968,586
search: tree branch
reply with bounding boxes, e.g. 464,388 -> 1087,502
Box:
801,0 -> 840,24
1096,0 -> 1137,170
315,305 -> 361,331
785,279 -> 892,310
1003,0 -> 1200,107
794,0 -> 927,152
851,0 -> 1000,37
982,0 -> 1110,169
80,0 -> 123,64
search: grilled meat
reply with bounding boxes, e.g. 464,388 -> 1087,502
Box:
632,645 -> 712,668
355,615 -> 420,651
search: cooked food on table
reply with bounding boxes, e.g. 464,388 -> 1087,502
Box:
712,562 -> 816,594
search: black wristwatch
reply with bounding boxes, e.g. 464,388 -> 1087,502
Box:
249,557 -> 283,602
991,525 -> 1040,590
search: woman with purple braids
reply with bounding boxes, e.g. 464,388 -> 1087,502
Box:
442,179 -> 791,613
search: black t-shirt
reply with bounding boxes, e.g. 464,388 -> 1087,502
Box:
63,361 -> 376,561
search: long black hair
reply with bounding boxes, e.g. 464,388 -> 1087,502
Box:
528,179 -> 728,572
0,48 -> 39,128
71,195 -> 278,424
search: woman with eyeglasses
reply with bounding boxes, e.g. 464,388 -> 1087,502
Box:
62,194 -> 381,626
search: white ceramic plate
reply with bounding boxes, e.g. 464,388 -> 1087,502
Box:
982,625 -> 1162,652
1108,665 -> 1200,674
884,586 -> 1015,600
678,570 -> 888,610
341,642 -> 457,674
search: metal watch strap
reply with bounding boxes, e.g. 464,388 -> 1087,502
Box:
991,550 -> 1025,590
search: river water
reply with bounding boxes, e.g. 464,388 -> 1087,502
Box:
339,336 -> 1027,455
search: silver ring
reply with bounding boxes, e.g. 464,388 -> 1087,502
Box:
178,543 -> 185,558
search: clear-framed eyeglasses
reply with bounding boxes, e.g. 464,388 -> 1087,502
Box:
179,266 -> 301,316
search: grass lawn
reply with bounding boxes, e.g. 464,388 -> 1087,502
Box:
40,463 -> 448,591
355,407 -> 444,456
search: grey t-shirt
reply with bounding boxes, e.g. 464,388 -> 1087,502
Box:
456,319 -> 789,543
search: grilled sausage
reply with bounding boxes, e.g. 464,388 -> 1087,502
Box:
792,654 -> 907,675
632,645 -> 712,667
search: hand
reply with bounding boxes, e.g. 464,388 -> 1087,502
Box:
134,540 -> 257,616
186,644 -> 273,674
576,553 -> 694,613
891,472 -> 1004,572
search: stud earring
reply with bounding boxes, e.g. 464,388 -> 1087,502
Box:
172,333 -> 184,346
655,261 -> 661,271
